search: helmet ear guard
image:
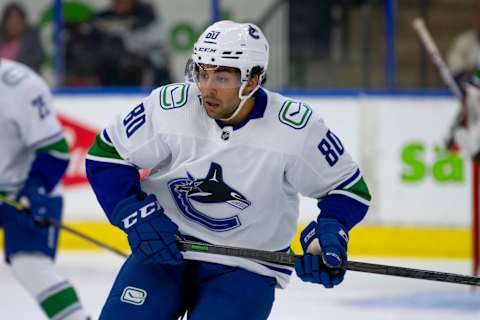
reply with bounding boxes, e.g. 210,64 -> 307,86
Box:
184,57 -> 196,84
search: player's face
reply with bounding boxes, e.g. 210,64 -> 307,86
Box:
5,9 -> 26,38
196,65 -> 242,119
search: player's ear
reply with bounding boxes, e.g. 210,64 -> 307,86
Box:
242,75 -> 259,96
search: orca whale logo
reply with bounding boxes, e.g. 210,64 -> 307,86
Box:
168,162 -> 251,231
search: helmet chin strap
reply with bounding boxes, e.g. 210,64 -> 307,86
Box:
220,81 -> 261,122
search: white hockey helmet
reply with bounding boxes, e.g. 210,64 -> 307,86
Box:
192,21 -> 269,120
192,20 -> 269,85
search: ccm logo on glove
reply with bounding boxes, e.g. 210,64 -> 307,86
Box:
338,228 -> 349,243
122,200 -> 162,229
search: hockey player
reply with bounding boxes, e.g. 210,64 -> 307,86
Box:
0,59 -> 89,319
86,20 -> 371,319
451,68 -> 480,160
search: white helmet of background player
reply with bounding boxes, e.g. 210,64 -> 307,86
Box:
466,68 -> 480,124
192,20 -> 269,120
454,67 -> 480,157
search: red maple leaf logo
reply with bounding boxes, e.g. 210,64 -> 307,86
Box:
58,114 -> 98,187
57,114 -> 149,188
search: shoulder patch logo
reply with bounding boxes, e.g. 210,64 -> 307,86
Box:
168,162 -> 251,232
2,67 -> 28,87
159,83 -> 190,110
278,100 -> 312,129
121,286 -> 147,306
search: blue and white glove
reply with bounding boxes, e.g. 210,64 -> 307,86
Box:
294,218 -> 348,288
16,179 -> 60,229
111,192 -> 183,265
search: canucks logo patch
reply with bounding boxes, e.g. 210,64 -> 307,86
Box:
168,162 -> 251,231
278,100 -> 312,129
159,83 -> 189,109
121,286 -> 147,306
2,67 -> 28,87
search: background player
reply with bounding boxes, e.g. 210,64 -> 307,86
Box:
0,59 -> 89,320
452,68 -> 480,161
86,20 -> 371,319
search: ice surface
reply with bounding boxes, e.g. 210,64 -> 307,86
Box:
1,253 -> 479,319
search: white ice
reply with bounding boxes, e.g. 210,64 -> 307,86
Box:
0,253 -> 479,319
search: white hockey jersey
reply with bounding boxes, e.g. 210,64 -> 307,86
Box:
99,83 -> 368,287
0,59 -> 64,193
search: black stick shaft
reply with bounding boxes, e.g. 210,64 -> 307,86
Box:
178,239 -> 297,266
4,193 -> 478,286
177,240 -> 480,286
346,261 -> 480,286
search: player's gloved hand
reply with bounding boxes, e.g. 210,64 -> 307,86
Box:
294,218 -> 348,288
445,133 -> 461,153
111,192 -> 183,265
453,126 -> 480,158
15,179 -> 58,229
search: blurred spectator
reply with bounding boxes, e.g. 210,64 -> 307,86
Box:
447,1 -> 480,89
0,3 -> 46,73
92,0 -> 172,86
287,0 -> 366,87
64,21 -> 103,86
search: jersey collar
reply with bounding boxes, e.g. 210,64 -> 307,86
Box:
215,87 -> 268,130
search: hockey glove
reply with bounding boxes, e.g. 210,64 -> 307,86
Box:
16,179 -> 61,229
111,192 -> 183,265
294,218 -> 348,288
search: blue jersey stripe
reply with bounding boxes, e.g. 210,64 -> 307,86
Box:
336,169 -> 360,190
102,129 -> 113,144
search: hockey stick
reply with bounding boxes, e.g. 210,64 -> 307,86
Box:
0,194 -> 129,258
412,17 -> 468,141
3,194 -> 479,286
412,17 -> 462,99
178,240 -> 480,287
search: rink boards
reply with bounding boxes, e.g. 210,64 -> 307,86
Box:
1,93 -> 472,258
0,222 -> 470,258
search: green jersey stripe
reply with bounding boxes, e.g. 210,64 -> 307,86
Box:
88,134 -> 122,160
37,137 -> 69,154
345,176 -> 371,201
